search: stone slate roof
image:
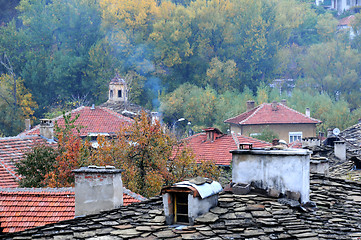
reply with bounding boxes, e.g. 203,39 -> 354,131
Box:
0,187 -> 147,233
339,122 -> 361,151
176,129 -> 271,166
224,103 -> 321,126
3,174 -> 361,239
18,106 -> 134,138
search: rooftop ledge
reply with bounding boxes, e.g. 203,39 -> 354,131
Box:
72,166 -> 125,174
230,148 -> 311,156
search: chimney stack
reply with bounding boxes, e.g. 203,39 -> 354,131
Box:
231,148 -> 311,203
39,119 -> 54,140
281,99 -> 287,106
25,119 -> 31,131
246,100 -> 255,112
305,107 -> 310,117
73,166 -> 124,216
271,101 -> 278,111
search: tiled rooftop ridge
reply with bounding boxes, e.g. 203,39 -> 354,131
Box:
3,173 -> 361,239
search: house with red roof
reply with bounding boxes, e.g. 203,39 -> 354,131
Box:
176,127 -> 271,166
0,136 -> 56,188
18,106 -> 134,140
0,187 -> 146,233
224,100 -> 322,143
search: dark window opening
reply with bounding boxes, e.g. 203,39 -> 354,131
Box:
110,90 -> 113,99
118,90 -> 122,98
174,193 -> 188,223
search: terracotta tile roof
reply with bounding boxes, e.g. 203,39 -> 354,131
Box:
176,128 -> 271,166
0,136 -> 55,188
19,106 -> 134,138
4,174 -> 361,239
338,15 -> 355,26
224,102 -> 322,125
0,187 -> 146,233
0,162 -> 18,188
0,188 -> 74,233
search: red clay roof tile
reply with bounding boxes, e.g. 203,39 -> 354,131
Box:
0,187 -> 146,233
224,103 -> 321,125
19,106 -> 134,138
175,128 -> 271,166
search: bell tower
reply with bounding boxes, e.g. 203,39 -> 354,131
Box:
108,74 -> 127,102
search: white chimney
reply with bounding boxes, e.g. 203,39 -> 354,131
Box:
281,99 -> 287,106
73,166 -> 124,216
305,107 -> 310,117
39,119 -> 54,140
231,149 -> 311,203
25,119 -> 31,131
334,141 -> 346,161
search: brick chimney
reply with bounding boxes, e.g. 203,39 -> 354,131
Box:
73,166 -> 124,216
39,119 -> 54,140
204,128 -> 222,142
246,100 -> 255,112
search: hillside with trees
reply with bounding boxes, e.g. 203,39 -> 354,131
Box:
0,0 -> 360,136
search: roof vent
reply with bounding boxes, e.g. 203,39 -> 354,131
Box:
161,177 -> 222,225
91,104 -> 95,110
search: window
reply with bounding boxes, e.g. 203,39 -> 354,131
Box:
347,0 -> 350,5
289,132 -> 302,143
174,193 -> 188,223
109,90 -> 113,99
250,133 -> 261,138
118,90 -> 122,98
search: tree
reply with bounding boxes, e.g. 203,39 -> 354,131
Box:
15,144 -> 57,187
91,111 -> 220,198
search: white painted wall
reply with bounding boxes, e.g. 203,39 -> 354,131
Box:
74,167 -> 124,216
232,149 -> 310,203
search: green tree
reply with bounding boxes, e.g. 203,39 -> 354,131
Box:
16,144 -> 57,187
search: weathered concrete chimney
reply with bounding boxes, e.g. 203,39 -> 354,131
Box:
231,149 -> 311,203
161,177 -> 222,225
310,157 -> 329,176
281,99 -> 287,106
334,141 -> 346,161
25,119 -> 31,131
246,100 -> 255,112
39,119 -> 54,140
305,107 -> 310,117
73,166 -> 124,216
271,101 -> 278,111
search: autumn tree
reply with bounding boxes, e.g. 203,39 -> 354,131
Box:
42,113 -> 88,187
89,111 -> 220,198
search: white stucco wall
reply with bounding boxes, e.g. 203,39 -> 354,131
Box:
74,167 -> 124,216
232,149 -> 310,203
